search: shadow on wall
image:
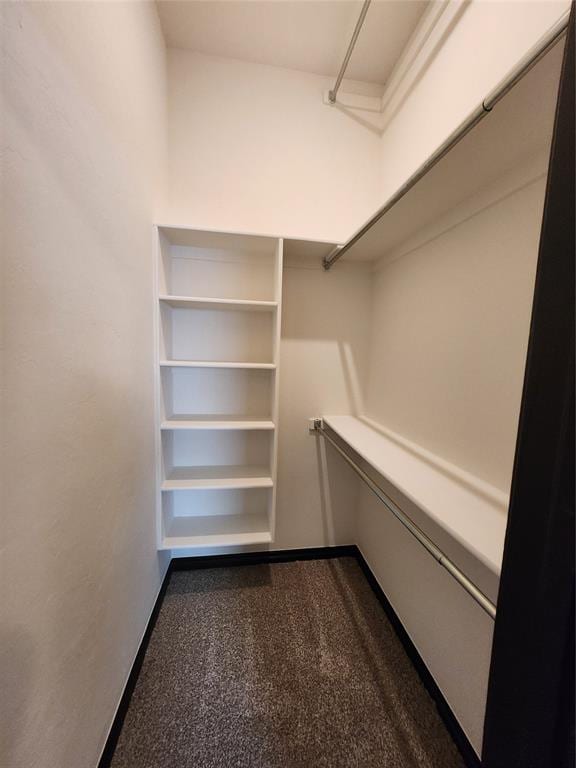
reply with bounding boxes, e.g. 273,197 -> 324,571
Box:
338,340 -> 365,416
274,259 -> 372,548
280,261 -> 372,343
279,259 -> 372,417
315,436 -> 362,545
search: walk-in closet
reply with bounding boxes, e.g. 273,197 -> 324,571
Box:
2,3 -> 574,768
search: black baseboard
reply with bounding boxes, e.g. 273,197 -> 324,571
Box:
97,559 -> 174,768
171,544 -> 358,571
99,544 -> 480,768
353,548 -> 481,768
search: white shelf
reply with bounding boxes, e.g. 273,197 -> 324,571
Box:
160,360 -> 276,370
162,511 -> 272,549
159,295 -> 277,312
162,465 -> 273,491
161,416 -> 275,430
323,415 -> 508,574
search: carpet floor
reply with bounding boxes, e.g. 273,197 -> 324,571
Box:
110,558 -> 465,768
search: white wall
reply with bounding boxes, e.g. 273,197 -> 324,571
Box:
365,156 -> 548,494
1,3 -> 167,768
161,49 -> 383,243
275,256 -> 372,549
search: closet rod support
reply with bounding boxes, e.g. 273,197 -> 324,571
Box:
323,8 -> 570,269
328,0 -> 372,104
312,418 -> 497,619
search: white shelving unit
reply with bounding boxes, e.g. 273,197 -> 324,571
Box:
154,226 -> 283,550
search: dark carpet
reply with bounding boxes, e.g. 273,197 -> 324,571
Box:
110,558 -> 465,768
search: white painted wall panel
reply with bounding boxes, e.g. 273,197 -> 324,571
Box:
274,258 -> 372,549
365,161 -> 548,494
1,3 -> 167,767
162,50 -> 382,244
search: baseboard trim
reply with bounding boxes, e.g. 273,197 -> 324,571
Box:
97,559 -> 174,768
353,547 -> 481,768
98,544 -> 479,768
171,544 -> 358,571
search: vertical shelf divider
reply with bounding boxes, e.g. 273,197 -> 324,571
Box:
269,238 -> 283,543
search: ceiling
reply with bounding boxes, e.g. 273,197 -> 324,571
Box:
156,1 -> 428,85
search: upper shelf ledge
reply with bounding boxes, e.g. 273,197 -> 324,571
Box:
322,414 -> 508,575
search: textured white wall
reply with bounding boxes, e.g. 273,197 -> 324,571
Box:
275,257 -> 372,550
365,161 -> 548,494
161,49 -> 382,244
1,3 -> 168,767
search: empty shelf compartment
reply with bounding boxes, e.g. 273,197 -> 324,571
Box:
162,511 -> 272,549
161,486 -> 272,548
161,428 -> 273,488
160,366 -> 275,426
157,227 -> 279,302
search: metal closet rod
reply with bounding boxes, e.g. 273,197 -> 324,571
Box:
329,0 -> 372,104
323,9 -> 570,270
313,419 -> 497,619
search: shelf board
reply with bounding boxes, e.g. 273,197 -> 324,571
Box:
161,415 -> 275,430
156,224 -> 279,254
162,465 -> 273,491
162,511 -> 272,549
159,295 -> 277,312
160,360 -> 276,370
323,415 -> 507,574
